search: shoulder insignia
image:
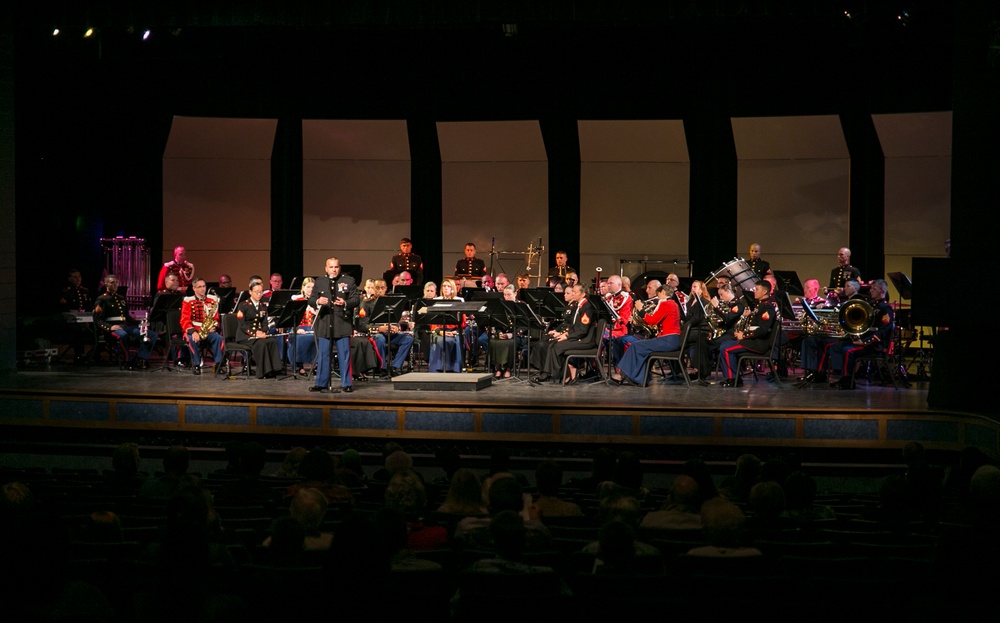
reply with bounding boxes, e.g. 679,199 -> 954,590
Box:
581,313 -> 591,325
731,306 -> 739,313
183,295 -> 197,302
207,294 -> 220,302
881,315 -> 890,325
236,310 -> 244,319
761,311 -> 770,321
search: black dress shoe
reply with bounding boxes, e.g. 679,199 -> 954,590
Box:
137,359 -> 149,370
530,374 -> 549,383
308,386 -> 328,393
343,386 -> 353,393
835,377 -> 856,390
192,366 -> 202,376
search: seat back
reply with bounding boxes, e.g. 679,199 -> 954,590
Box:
221,313 -> 240,342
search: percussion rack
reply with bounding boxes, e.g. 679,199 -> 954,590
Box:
490,240 -> 545,287
101,236 -> 151,310
618,258 -> 694,278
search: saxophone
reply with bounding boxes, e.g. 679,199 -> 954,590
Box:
198,299 -> 219,339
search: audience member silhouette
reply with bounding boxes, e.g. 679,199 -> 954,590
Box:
533,460 -> 583,518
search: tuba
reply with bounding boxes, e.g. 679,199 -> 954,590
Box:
839,298 -> 874,336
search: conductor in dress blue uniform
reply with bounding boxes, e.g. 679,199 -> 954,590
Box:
309,257 -> 360,394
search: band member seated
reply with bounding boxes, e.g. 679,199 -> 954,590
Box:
611,284 -> 682,386
717,281 -> 778,387
665,273 -> 687,321
546,250 -> 576,280
481,274 -> 496,292
797,278 -> 826,307
487,285 -> 526,379
530,284 -> 595,384
395,271 -> 414,289
515,272 -> 531,292
180,278 -> 223,375
684,280 -> 713,380
158,246 -> 195,291
611,279 -> 660,368
605,275 -> 634,341
564,272 -> 579,289
309,257 -> 360,393
389,237 -> 423,285
236,282 -> 283,379
159,273 -> 183,294
263,273 -> 283,298
94,274 -> 158,369
290,278 -> 318,376
454,242 -> 487,289
800,279 -> 863,384
827,279 -> 895,390
428,278 -> 464,373
422,281 -> 437,298
691,282 -> 746,382
357,278 -> 414,375
495,273 -> 510,291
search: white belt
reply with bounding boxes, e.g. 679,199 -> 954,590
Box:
192,321 -> 203,326
107,316 -> 125,322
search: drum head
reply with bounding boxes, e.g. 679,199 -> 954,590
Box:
708,258 -> 757,296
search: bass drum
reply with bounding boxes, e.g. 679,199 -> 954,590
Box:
707,258 -> 758,298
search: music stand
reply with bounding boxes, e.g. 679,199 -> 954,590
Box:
340,264 -> 364,288
506,300 -> 547,382
393,284 -> 423,299
147,292 -> 184,373
461,286 -> 487,300
773,271 -> 804,296
367,295 -> 409,375
887,272 -> 912,301
271,299 -> 308,380
778,291 -> 797,321
267,289 -> 297,318
213,287 -> 237,314
520,288 -> 566,334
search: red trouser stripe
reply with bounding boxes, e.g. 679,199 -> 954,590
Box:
843,346 -> 864,377
722,345 -> 743,379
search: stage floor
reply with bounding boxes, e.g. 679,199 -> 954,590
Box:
0,363 -> 995,455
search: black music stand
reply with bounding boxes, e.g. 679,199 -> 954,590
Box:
369,295 -> 408,376
266,289 -> 297,318
778,291 -> 797,321
271,299 -> 308,380
340,265 -> 364,288
773,271 -> 804,296
506,300 -> 546,382
461,286 -> 487,300
520,288 -> 566,335
212,287 -> 237,315
393,284 -> 423,299
147,292 -> 185,373
469,298 -> 512,373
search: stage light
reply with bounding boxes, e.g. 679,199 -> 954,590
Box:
142,29 -> 151,40
897,11 -> 910,26
843,11 -> 852,20
52,28 -> 60,36
83,28 -> 94,38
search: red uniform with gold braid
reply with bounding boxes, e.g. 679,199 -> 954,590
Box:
180,293 -> 223,370
608,291 -> 634,339
157,260 -> 195,291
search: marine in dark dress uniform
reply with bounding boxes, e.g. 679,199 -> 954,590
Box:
718,281 -> 778,386
235,283 -> 283,379
829,247 -> 862,289
94,274 -> 158,368
388,238 -> 423,285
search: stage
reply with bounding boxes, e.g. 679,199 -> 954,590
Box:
1,362 -> 996,457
